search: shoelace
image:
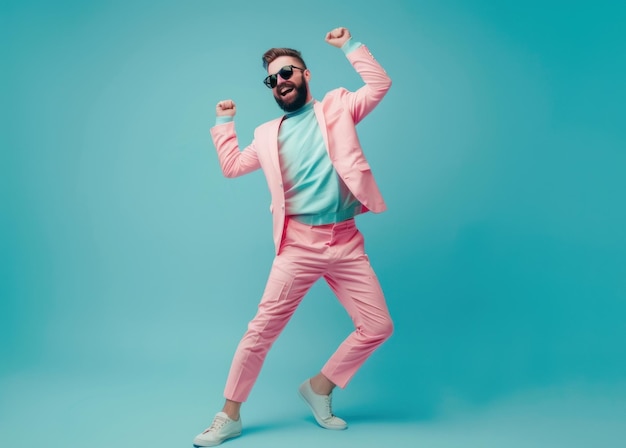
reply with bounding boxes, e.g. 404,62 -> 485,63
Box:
324,395 -> 335,418
203,415 -> 228,434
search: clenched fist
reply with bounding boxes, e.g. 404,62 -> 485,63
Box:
325,27 -> 351,48
216,99 -> 236,117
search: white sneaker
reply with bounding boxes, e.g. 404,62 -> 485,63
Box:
193,412 -> 242,447
298,380 -> 348,430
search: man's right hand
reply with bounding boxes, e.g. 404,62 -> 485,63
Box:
216,99 -> 236,117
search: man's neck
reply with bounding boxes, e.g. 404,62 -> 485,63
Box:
285,99 -> 315,118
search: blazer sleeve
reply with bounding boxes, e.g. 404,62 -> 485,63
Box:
343,45 -> 392,124
210,121 -> 261,178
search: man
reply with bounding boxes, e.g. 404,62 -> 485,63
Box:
193,27 -> 393,447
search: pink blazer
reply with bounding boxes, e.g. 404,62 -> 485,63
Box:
211,45 -> 392,254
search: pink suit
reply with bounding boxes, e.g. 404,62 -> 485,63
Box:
211,45 -> 393,402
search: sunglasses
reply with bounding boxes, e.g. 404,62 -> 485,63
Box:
263,65 -> 305,89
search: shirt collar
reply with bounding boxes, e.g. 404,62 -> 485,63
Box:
284,99 -> 315,118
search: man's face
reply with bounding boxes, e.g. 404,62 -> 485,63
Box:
267,56 -> 311,112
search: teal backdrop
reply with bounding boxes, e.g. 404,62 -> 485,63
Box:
2,1 -> 625,447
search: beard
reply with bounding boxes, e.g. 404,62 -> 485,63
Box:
273,74 -> 309,112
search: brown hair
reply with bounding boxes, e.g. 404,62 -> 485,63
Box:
262,48 -> 307,70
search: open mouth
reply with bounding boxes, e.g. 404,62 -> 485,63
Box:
279,85 -> 295,97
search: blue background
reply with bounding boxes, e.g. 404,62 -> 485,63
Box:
2,1 -> 625,447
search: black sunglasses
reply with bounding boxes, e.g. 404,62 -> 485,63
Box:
263,65 -> 305,89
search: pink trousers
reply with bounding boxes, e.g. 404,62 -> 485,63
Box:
224,217 -> 393,402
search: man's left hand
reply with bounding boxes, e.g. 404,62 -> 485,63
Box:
325,27 -> 351,48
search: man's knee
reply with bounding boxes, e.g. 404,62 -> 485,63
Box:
377,318 -> 394,341
363,316 -> 394,344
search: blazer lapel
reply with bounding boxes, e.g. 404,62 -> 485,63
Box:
267,117 -> 284,174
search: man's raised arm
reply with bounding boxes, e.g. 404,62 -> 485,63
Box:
326,27 -> 392,124
211,99 -> 261,178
